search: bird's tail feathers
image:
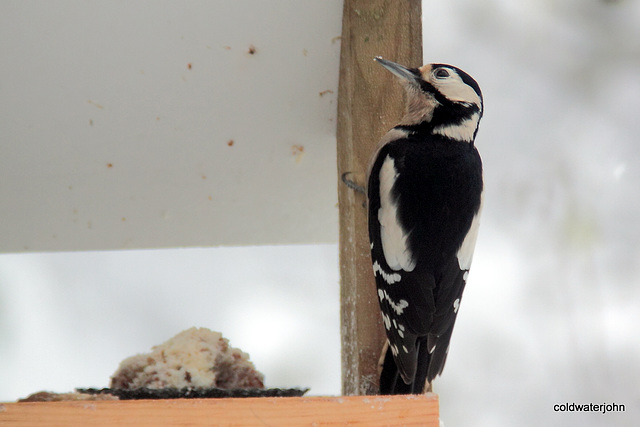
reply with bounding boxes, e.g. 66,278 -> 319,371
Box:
379,340 -> 430,395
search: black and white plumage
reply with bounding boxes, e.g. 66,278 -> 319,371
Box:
367,57 -> 484,394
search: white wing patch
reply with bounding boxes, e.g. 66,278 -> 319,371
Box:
378,155 -> 416,272
373,261 -> 401,284
389,342 -> 399,356
457,193 -> 483,270
381,311 -> 391,330
378,288 -> 409,315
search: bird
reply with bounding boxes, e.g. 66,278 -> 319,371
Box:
367,57 -> 484,394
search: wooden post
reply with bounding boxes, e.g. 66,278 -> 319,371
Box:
337,0 -> 423,395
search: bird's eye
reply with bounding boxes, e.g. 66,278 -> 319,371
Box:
434,68 -> 450,79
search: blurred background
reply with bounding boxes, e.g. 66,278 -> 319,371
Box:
1,1 -> 639,426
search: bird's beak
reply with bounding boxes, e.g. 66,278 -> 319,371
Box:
374,57 -> 419,83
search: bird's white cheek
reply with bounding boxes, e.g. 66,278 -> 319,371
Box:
378,156 -> 416,272
434,79 -> 482,107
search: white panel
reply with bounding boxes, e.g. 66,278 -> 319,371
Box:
0,1 -> 342,252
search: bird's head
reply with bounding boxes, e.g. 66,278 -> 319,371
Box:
375,57 -> 483,142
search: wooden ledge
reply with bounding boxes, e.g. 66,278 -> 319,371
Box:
0,394 -> 439,426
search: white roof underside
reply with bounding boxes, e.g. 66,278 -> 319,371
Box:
0,1 -> 343,252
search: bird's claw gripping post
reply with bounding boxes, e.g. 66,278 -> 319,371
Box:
341,171 -> 366,195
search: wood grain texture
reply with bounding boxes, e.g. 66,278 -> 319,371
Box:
0,394 -> 439,426
336,0 -> 423,396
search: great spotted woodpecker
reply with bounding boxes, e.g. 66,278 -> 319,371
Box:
368,57 -> 484,394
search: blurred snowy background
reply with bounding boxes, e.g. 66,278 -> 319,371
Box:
1,1 -> 639,426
